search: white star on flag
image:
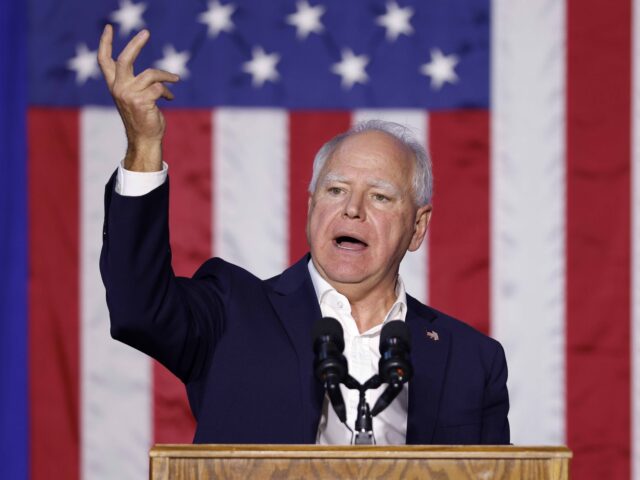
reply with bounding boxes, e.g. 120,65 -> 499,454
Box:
242,46 -> 280,87
420,48 -> 459,90
198,0 -> 236,38
110,0 -> 146,37
331,49 -> 369,89
154,45 -> 190,78
67,44 -> 100,85
286,0 -> 325,40
376,1 -> 414,42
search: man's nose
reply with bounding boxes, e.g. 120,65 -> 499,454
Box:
343,192 -> 364,219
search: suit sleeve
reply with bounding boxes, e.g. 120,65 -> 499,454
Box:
480,341 -> 511,444
100,172 -> 224,383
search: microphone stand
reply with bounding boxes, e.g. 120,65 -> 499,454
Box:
342,375 -> 383,445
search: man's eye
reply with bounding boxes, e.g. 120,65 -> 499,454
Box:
328,187 -> 342,195
373,193 -> 389,202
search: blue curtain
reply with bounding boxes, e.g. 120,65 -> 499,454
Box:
0,0 -> 28,478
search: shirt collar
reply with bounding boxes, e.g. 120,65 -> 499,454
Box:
307,259 -> 408,330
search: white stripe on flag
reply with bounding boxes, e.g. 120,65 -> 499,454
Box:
491,0 -> 566,445
81,108 -> 151,479
352,110 -> 429,304
213,109 -> 289,278
632,0 -> 640,477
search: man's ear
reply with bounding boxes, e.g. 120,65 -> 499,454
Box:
408,204 -> 432,252
305,194 -> 313,243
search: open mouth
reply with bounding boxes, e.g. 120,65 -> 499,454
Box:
334,236 -> 368,251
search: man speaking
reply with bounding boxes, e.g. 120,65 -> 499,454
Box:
98,25 -> 509,445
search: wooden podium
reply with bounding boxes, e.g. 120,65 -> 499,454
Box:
150,445 -> 571,479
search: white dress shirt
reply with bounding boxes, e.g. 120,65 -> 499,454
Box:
308,261 -> 409,445
117,164 -> 409,444
115,161 -> 168,196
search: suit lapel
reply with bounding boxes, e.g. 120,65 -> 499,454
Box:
405,297 -> 450,444
266,256 -> 325,443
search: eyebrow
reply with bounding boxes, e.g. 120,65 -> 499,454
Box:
368,179 -> 400,195
321,173 -> 348,185
321,173 -> 401,196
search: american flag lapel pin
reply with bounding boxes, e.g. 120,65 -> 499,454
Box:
426,330 -> 439,341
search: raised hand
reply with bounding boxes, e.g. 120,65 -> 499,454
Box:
98,24 -> 180,172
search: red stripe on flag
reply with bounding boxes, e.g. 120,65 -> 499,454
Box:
428,111 -> 491,334
28,108 -> 80,480
566,1 -> 632,478
152,110 -> 212,443
288,111 -> 352,264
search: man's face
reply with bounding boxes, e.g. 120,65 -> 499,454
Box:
306,130 -> 431,294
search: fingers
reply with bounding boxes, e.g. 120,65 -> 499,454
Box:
143,82 -> 175,102
115,29 -> 150,79
127,69 -> 179,103
100,26 -> 178,110
135,68 -> 180,91
98,24 -> 116,85
159,84 -> 175,101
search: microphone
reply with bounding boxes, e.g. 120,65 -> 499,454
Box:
312,317 -> 348,423
371,320 -> 413,417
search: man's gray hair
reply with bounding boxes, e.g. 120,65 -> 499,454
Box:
307,119 -> 433,206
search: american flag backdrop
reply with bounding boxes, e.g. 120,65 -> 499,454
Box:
1,0 -> 639,479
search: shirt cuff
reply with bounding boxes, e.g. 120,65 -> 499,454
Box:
115,161 -> 169,196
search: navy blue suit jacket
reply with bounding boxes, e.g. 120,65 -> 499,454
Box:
100,175 -> 510,444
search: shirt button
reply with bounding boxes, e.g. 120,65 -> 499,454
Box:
337,301 -> 344,309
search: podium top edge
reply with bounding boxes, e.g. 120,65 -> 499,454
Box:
149,445 -> 572,460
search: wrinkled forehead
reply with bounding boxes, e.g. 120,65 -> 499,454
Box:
318,130 -> 416,188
